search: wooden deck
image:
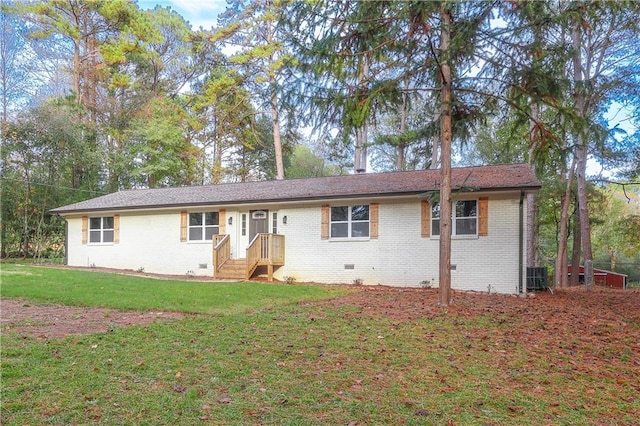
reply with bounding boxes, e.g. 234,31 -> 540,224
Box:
213,234 -> 284,281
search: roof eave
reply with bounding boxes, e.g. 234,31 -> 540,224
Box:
49,185 -> 541,216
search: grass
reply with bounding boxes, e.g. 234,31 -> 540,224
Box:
2,264 -> 638,425
0,263 -> 348,314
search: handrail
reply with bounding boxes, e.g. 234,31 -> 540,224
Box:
246,233 -> 285,280
247,232 -> 261,250
213,234 -> 229,251
212,234 -> 231,274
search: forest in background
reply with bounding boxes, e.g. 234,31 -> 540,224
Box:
1,0 -> 639,285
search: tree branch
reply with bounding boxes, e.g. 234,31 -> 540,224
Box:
592,179 -> 640,202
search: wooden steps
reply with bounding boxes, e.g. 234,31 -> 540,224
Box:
215,258 -> 246,280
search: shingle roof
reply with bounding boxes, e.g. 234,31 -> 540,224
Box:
50,163 -> 540,214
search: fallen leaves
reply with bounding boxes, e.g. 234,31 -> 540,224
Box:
217,395 -> 232,404
315,285 -> 640,423
3,285 -> 639,425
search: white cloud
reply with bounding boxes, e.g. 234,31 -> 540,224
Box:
167,0 -> 225,14
137,0 -> 227,30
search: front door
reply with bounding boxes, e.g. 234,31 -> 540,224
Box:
249,210 -> 269,241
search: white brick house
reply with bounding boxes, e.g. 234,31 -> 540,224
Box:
50,164 -> 540,294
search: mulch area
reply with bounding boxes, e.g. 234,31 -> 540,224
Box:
317,285 -> 640,400
318,284 -> 640,323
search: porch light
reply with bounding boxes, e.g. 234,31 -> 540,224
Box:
228,217 -> 233,225
283,215 -> 287,224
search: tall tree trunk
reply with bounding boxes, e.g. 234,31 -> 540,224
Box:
571,13 -> 594,287
73,38 -> 81,103
106,133 -> 117,192
270,74 -> 284,180
609,247 -> 616,271
574,141 -> 593,283
396,142 -> 405,171
266,7 -> 284,180
0,15 -> 7,256
570,206 -> 582,286
73,2 -> 88,108
396,83 -> 407,171
354,54 -> 369,174
87,33 -> 98,123
0,13 -> 8,123
212,113 -> 223,184
0,135 -> 6,258
438,6 -> 453,306
555,158 -> 576,288
354,126 -> 367,173
527,103 -> 540,267
21,166 -> 31,258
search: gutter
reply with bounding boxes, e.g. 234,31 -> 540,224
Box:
519,190 -> 525,294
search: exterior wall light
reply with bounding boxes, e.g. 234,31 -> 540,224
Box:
282,215 -> 288,224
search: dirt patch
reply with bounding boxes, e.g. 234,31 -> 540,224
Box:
1,298 -> 187,339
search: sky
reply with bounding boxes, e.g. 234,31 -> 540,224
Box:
136,0 -> 226,30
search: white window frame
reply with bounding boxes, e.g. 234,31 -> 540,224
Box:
241,213 -> 247,236
431,199 -> 478,237
89,216 -> 114,244
330,205 -> 370,239
188,212 -> 219,242
272,212 -> 278,234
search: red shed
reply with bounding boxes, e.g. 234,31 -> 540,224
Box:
567,266 -> 628,289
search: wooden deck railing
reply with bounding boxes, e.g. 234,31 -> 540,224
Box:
212,234 -> 230,275
246,233 -> 285,281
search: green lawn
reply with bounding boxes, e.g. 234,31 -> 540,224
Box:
0,263 -> 347,314
1,264 -> 638,425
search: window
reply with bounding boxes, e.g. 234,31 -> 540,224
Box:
272,212 -> 278,234
431,200 -> 477,236
431,203 -> 441,236
188,212 -> 219,241
330,205 -> 369,238
455,200 -> 477,235
241,214 -> 247,236
89,217 -> 114,243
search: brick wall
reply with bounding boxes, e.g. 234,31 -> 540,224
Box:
65,191 -> 528,294
274,193 -> 526,294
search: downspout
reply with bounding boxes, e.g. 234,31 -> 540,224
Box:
519,190 -> 525,294
64,218 -> 69,266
